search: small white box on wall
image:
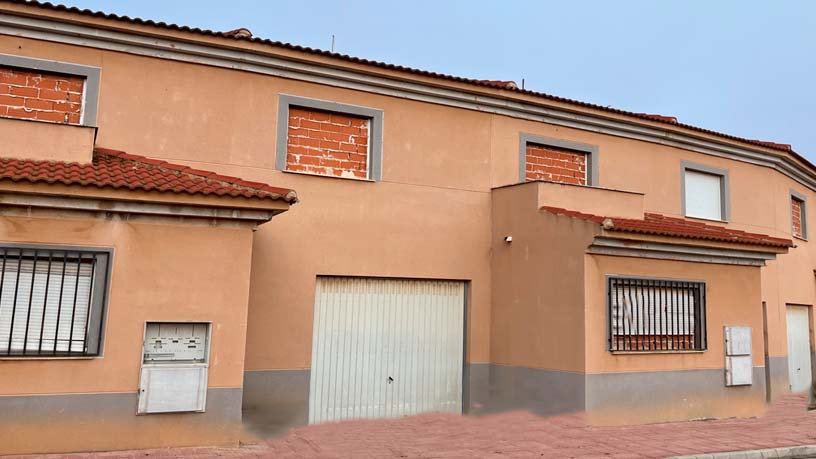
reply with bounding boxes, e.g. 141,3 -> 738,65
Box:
138,322 -> 211,414
724,326 -> 752,386
138,365 -> 208,413
726,355 -> 753,386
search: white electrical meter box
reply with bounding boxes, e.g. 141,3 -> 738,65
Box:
724,326 -> 752,386
138,322 -> 210,414
143,322 -> 209,363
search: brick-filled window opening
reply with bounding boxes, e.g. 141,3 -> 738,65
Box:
608,277 -> 706,352
0,246 -> 110,357
791,196 -> 806,239
286,107 -> 370,179
0,66 -> 84,124
525,143 -> 587,185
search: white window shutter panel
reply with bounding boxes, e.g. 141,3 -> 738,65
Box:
685,170 -> 723,220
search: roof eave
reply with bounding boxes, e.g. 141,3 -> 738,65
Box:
0,0 -> 804,162
0,181 -> 292,218
600,229 -> 792,253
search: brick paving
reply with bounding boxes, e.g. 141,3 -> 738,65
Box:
7,394 -> 816,459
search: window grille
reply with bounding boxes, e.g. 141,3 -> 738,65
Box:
607,277 -> 706,352
0,246 -> 110,356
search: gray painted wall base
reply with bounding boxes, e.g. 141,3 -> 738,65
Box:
482,364 -> 586,416
242,369 -> 310,437
586,367 -> 767,424
768,355 -> 792,400
242,364 -> 773,433
0,388 -> 242,455
481,364 -> 769,423
464,362 -> 490,414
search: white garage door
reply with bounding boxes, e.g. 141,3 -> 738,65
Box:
309,277 -> 465,424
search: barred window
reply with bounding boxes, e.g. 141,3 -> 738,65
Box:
607,277 -> 706,352
0,246 -> 110,357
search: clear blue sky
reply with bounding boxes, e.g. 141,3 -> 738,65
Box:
62,1 -> 816,160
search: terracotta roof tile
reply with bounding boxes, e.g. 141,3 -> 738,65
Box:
2,0 -> 800,158
477,80 -> 519,90
635,113 -> 679,124
749,140 -> 793,152
540,206 -> 793,248
0,147 -> 298,203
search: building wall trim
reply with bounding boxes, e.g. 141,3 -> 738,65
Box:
0,52 -> 100,126
0,192 -> 280,222
0,13 -> 813,190
588,236 -> 778,266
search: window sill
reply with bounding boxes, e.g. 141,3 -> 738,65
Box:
793,235 -> 808,242
610,350 -> 706,355
282,169 -> 375,182
683,214 -> 729,224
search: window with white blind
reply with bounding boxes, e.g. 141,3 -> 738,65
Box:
607,277 -> 706,352
682,163 -> 729,221
0,245 -> 110,357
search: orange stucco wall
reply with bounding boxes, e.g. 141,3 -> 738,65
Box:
490,184 -> 770,423
0,12 -> 813,413
0,211 -> 254,453
585,254 -> 767,423
0,213 -> 252,392
489,111 -> 814,379
491,183 -> 596,372
585,255 -> 764,374
0,116 -> 94,163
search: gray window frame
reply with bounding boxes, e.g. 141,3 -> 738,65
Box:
0,53 -> 101,127
275,94 -> 384,181
518,133 -> 599,186
790,189 -> 808,240
0,242 -> 112,357
681,161 -> 731,222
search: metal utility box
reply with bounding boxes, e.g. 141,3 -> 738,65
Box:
143,323 -> 208,363
138,322 -> 210,414
724,326 -> 752,386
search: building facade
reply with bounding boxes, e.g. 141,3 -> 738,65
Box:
0,1 -> 814,454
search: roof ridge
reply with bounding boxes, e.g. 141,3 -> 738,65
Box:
93,147 -> 298,202
3,0 -> 803,158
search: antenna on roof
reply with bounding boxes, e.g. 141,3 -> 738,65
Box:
331,34 -> 336,53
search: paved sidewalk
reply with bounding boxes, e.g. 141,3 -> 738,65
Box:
6,394 -> 816,458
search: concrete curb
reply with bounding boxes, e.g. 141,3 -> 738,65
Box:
668,444 -> 816,459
